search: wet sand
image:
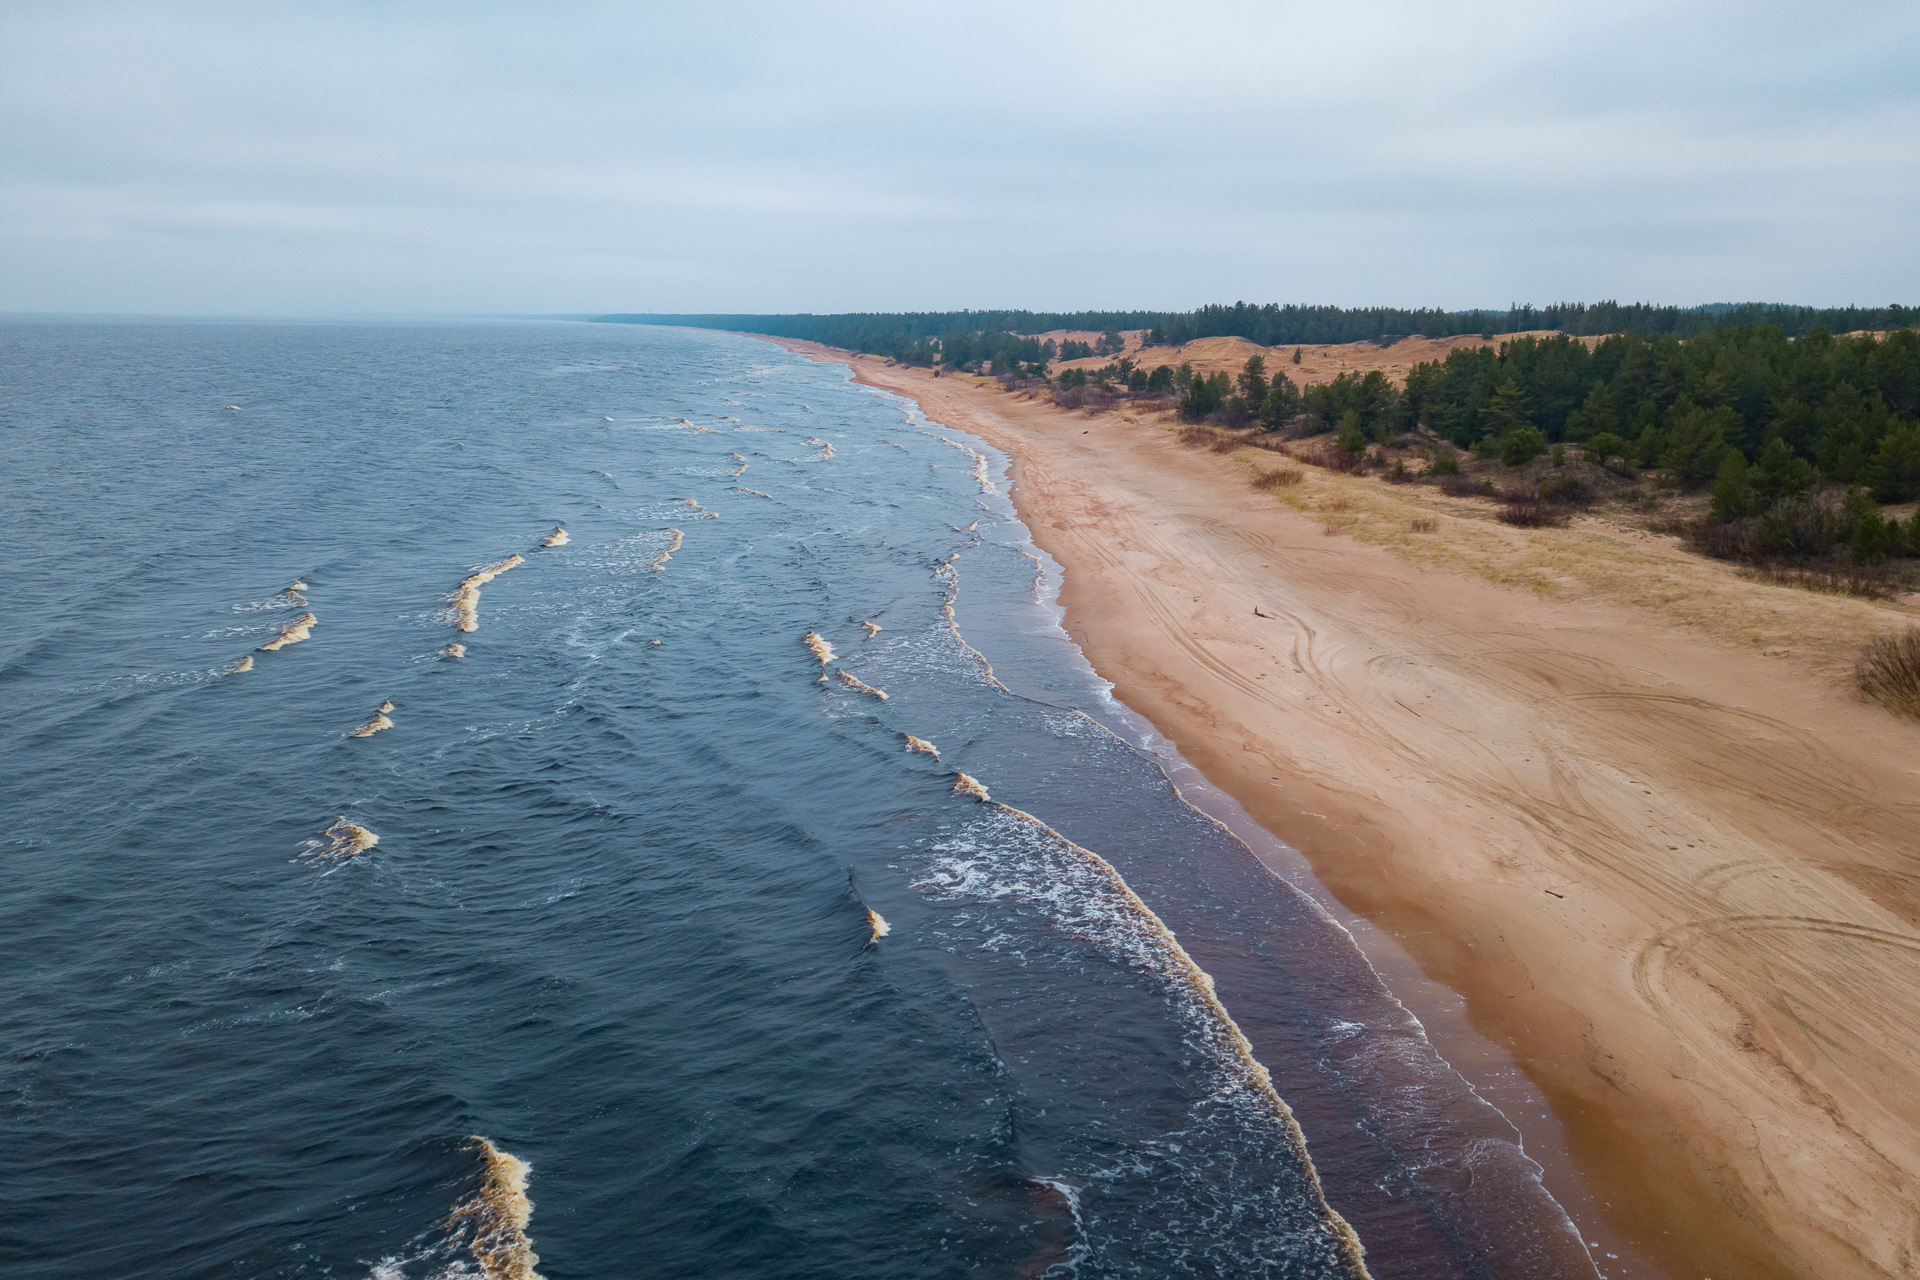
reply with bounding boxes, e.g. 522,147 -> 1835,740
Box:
768,338 -> 1920,1280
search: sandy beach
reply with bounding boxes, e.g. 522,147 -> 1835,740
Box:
769,337 -> 1920,1280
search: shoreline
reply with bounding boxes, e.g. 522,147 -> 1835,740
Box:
760,336 -> 1920,1280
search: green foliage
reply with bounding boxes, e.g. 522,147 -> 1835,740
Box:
1659,400 -> 1736,489
1336,411 -> 1367,454
1552,443 -> 1566,468
1429,452 -> 1460,475
1562,381 -> 1618,442
1710,450 -> 1753,522
1180,371 -> 1231,421
1499,424 -> 1549,466
1850,489 -> 1894,563
1095,329 -> 1125,357
1399,324 -> 1920,496
1146,364 -> 1174,393
1585,431 -> 1631,464
1258,375 -> 1302,430
1632,423 -> 1664,469
1238,355 -> 1268,408
1867,421 -> 1920,501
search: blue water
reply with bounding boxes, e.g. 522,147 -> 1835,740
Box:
0,319 -> 1600,1279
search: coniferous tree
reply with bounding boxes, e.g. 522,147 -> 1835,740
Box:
1239,355 -> 1269,408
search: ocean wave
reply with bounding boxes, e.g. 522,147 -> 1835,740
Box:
834,669 -> 888,700
446,554 -> 525,632
904,734 -> 940,760
860,621 -> 882,639
645,529 -> 684,572
258,611 -> 317,651
349,702 -> 395,737
540,527 -> 569,547
303,815 -> 378,860
914,801 -> 1370,1276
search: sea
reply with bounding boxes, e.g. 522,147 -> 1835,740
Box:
0,318 -> 1608,1280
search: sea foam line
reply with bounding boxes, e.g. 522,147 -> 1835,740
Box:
917,794 -> 1372,1278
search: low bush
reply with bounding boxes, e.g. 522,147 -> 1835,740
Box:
1440,474 -> 1494,497
1252,466 -> 1304,490
1538,473 -> 1594,507
1742,564 -> 1900,601
1855,629 -> 1920,718
1496,495 -> 1571,527
1178,425 -> 1243,453
1409,516 -> 1438,533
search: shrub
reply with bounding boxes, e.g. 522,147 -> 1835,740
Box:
1409,516 -> 1438,533
1538,473 -> 1594,507
1252,466 -> 1304,490
1429,452 -> 1460,476
1746,565 -> 1898,601
1586,431 -> 1631,465
1500,424 -> 1550,466
1440,473 -> 1493,497
1497,495 -> 1571,527
1855,629 -> 1920,717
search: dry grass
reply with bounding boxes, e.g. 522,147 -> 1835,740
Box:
1742,565 -> 1901,602
1252,465 -> 1305,491
1255,463 -> 1917,669
1409,516 -> 1438,534
1856,629 -> 1920,718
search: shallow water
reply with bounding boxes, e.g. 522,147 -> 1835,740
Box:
0,318 -> 1598,1279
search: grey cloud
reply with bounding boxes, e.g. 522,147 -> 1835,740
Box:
1,0 -> 1915,313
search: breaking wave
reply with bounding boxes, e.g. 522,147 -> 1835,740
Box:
834,669 -> 888,700
258,612 -> 317,651
644,529 -> 684,572
447,555 -> 525,632
951,772 -> 991,801
914,800 -> 1371,1278
349,703 -> 395,738
305,815 -> 378,860
540,527 -> 569,547
903,734 -> 940,759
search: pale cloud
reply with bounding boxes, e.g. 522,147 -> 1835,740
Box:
0,0 -> 1914,314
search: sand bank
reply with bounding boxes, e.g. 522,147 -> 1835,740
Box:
769,337 -> 1920,1280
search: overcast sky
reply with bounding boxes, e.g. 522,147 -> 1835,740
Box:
2,0 -> 1916,315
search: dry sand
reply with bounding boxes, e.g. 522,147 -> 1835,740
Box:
1037,327 -> 1599,388
769,335 -> 1920,1280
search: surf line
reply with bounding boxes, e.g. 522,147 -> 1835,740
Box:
256,610 -> 318,653
932,435 -> 995,493
944,775 -> 1373,1279
448,555 -> 524,633
646,528 -> 685,572
802,630 -> 835,682
349,700 -> 395,738
932,555 -> 1010,692
834,669 -> 888,700
447,1136 -> 544,1280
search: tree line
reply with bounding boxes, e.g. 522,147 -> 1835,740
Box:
596,301 -> 1918,357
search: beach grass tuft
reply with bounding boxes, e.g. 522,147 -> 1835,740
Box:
1856,629 -> 1920,718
